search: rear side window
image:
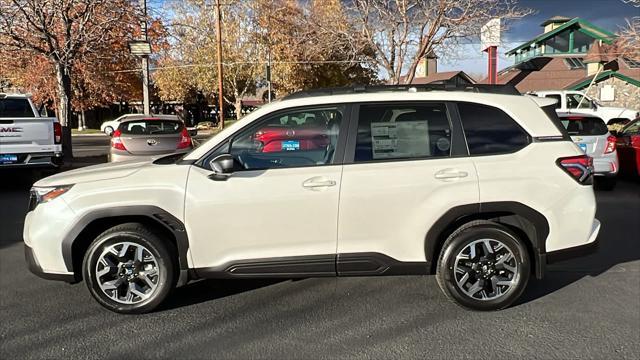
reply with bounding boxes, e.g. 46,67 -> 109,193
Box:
560,116 -> 608,136
354,103 -> 452,162
119,120 -> 182,135
457,102 -> 530,155
0,98 -> 34,118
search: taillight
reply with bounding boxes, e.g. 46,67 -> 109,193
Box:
557,155 -> 593,184
110,129 -> 127,151
177,128 -> 192,149
53,122 -> 62,144
604,135 -> 616,154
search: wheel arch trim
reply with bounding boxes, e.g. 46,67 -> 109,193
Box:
425,201 -> 549,278
61,206 -> 190,283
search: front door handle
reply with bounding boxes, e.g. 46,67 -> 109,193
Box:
434,169 -> 469,180
302,177 -> 337,189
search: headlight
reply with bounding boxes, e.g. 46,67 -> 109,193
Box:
29,185 -> 73,211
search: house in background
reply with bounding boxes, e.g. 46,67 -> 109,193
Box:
404,51 -> 476,86
488,16 -> 640,110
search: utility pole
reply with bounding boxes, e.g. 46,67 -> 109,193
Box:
215,0 -> 225,129
140,0 -> 150,115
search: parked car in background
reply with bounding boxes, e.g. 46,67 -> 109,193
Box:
557,113 -> 618,190
533,90 -> 639,124
109,115 -> 193,162
100,114 -> 140,136
251,109 -> 336,153
614,118 -> 640,178
0,93 -> 63,169
25,85 -> 600,314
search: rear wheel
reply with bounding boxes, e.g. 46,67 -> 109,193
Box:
436,221 -> 530,311
104,126 -> 114,136
82,223 -> 176,314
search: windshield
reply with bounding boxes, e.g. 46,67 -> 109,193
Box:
0,98 -> 35,118
560,116 -> 608,136
118,120 -> 183,135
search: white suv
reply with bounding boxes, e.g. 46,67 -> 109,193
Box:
24,85 -> 600,314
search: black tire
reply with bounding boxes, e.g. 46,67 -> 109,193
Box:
436,220 -> 530,311
595,177 -> 616,191
82,223 -> 176,314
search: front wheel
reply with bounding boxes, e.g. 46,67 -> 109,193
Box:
82,223 -> 176,314
436,221 -> 530,311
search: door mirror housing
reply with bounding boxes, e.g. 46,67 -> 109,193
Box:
208,154 -> 234,181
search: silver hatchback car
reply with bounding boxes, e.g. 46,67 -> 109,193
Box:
109,115 -> 193,162
557,113 -> 619,190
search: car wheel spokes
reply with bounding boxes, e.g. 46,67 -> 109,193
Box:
96,242 -> 159,305
453,239 -> 519,301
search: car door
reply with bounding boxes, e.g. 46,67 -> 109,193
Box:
184,105 -> 348,275
336,102 -> 479,269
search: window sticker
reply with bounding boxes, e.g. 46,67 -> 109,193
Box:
371,121 -> 431,159
282,140 -> 300,151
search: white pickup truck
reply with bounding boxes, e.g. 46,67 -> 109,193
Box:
533,90 -> 639,124
0,93 -> 63,168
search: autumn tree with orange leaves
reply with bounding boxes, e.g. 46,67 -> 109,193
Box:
0,0 -> 140,157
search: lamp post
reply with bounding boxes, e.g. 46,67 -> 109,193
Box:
215,0 -> 225,129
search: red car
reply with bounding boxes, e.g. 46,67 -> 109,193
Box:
615,118 -> 640,177
253,124 -> 331,153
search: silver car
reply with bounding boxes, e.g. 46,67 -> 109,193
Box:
109,115 -> 193,162
558,113 -> 619,190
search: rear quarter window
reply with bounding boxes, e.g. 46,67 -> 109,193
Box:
457,102 -> 530,155
119,120 -> 182,135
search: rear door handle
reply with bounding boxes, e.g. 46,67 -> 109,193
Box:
302,177 -> 337,189
434,169 -> 469,180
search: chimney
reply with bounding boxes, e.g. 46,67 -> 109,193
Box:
540,16 -> 572,33
415,51 -> 438,78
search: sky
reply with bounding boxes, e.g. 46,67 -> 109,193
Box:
438,0 -> 639,78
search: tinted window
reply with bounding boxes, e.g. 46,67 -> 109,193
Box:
566,93 -> 592,109
119,120 -> 182,135
457,102 -> 530,155
0,98 -> 34,117
227,106 -> 343,170
354,103 -> 451,162
560,116 -> 608,136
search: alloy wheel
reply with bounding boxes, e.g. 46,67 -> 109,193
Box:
453,239 -> 519,301
95,242 -> 159,305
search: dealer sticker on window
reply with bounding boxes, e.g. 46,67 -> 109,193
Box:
282,140 -> 300,151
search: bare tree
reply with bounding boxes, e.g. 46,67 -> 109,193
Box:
347,0 -> 533,84
618,0 -> 640,59
0,0 -> 134,157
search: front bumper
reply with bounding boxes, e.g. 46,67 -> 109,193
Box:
24,244 -> 76,283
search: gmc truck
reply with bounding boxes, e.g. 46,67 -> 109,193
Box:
0,93 -> 63,169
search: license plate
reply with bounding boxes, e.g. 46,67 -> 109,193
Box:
282,140 -> 300,151
0,154 -> 18,164
578,143 -> 587,152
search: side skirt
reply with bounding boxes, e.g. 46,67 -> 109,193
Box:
193,252 -> 428,279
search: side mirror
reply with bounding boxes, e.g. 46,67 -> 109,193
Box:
208,154 -> 234,181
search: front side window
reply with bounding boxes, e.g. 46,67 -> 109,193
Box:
566,93 -> 592,109
457,102 -> 530,155
226,106 -> 343,170
354,103 -> 452,162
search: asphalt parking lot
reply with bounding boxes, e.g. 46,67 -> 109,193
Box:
1,147 -> 639,359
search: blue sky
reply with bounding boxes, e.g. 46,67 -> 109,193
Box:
439,0 -> 639,77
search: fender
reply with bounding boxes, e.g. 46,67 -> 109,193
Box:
424,201 -> 550,278
61,205 -> 190,285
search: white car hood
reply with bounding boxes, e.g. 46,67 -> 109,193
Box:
35,160 -> 150,187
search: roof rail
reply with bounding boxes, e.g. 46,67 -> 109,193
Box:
282,83 -> 520,100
